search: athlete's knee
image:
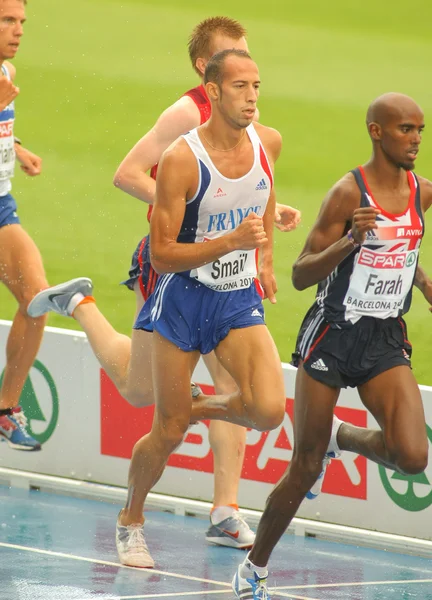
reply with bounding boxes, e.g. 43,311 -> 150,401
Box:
121,386 -> 154,408
291,447 -> 327,484
154,414 -> 190,452
249,400 -> 285,432
18,285 -> 49,316
395,448 -> 428,475
19,299 -> 47,324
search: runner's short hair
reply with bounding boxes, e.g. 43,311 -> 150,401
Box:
188,17 -> 247,76
204,49 -> 252,87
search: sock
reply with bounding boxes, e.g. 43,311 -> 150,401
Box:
211,504 -> 239,524
328,415 -> 343,455
70,294 -> 96,317
240,552 -> 268,579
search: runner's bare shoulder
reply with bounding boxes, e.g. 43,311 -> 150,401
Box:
159,95 -> 202,133
252,122 -> 282,160
157,136 -> 196,180
414,174 -> 432,212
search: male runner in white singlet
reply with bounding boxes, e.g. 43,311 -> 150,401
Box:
28,17 -> 300,556
232,93 -> 432,600
0,0 -> 49,451
113,49 -> 286,568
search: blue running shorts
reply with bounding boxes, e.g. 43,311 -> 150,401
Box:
0,194 -> 19,227
134,274 -> 265,355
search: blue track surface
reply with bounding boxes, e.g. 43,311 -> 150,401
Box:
0,485 -> 431,599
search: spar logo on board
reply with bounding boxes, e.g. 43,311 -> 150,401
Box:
100,371 -> 367,500
0,359 -> 59,444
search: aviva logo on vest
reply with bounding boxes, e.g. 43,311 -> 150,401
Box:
213,187 -> 226,198
255,178 -> 268,190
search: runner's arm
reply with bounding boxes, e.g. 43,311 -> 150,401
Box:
113,97 -> 200,204
292,176 -> 378,290
416,177 -> 432,311
4,63 -> 22,146
150,144 -> 266,274
8,61 -> 42,176
414,265 -> 432,312
257,126 -> 281,302
419,176 -> 432,212
259,187 -> 277,303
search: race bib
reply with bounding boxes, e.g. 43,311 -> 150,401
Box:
193,249 -> 257,292
0,119 -> 15,181
343,247 -> 418,322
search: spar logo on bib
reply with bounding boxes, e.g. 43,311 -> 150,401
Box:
0,120 -> 13,138
358,250 -> 407,269
379,424 -> 432,512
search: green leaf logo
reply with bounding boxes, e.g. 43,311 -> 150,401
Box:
1,359 -> 59,445
406,252 -> 417,268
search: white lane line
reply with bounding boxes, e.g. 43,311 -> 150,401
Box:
273,593 -> 320,600
76,592 -> 319,600
274,577 -> 432,590
76,591 -> 232,600
0,542 -> 230,587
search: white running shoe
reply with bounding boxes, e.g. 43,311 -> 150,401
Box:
116,519 -> 154,568
306,415 -> 343,500
232,562 -> 270,599
27,278 -> 93,318
205,510 -> 255,549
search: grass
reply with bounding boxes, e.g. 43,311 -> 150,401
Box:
1,0 -> 431,382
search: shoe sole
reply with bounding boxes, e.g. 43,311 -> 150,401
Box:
119,559 -> 155,568
117,550 -> 155,569
205,536 -> 254,549
0,433 -> 41,451
28,277 -> 93,317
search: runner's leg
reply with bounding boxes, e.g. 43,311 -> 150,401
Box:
0,225 -> 47,409
339,366 -> 428,474
249,364 -> 339,567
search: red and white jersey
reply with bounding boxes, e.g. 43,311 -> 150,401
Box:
179,123 -> 273,292
147,85 -> 210,222
316,166 -> 424,325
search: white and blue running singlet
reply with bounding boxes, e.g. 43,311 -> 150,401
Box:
178,123 -> 273,291
139,124 -> 275,354
0,64 -> 15,197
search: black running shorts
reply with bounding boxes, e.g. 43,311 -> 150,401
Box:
292,305 -> 412,389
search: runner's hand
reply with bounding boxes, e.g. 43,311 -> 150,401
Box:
15,146 -> 42,176
351,207 -> 381,244
259,268 -> 277,304
231,213 -> 267,250
274,203 -> 301,232
0,77 -> 19,112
